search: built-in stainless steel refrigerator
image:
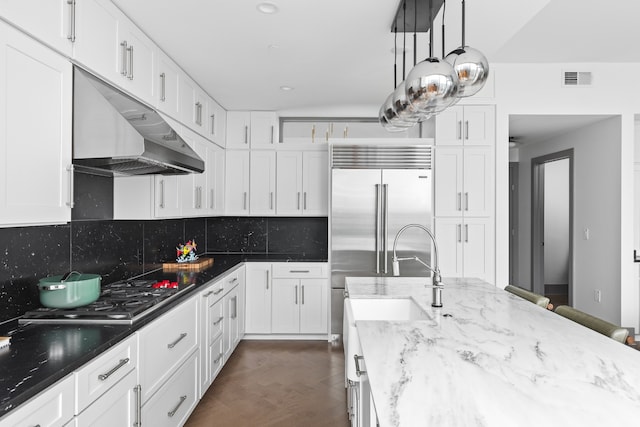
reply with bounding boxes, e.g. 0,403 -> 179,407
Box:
330,145 -> 432,334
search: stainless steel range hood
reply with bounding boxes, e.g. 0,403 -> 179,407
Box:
73,67 -> 204,176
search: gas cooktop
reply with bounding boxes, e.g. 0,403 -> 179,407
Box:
20,279 -> 195,325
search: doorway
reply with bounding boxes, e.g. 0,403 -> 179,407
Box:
531,149 -> 573,307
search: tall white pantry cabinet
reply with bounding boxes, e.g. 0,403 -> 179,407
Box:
434,105 -> 495,282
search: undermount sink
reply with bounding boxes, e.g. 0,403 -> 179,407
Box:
348,298 -> 431,321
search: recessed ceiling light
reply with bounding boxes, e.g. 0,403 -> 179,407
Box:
257,2 -> 279,14
280,86 -> 294,91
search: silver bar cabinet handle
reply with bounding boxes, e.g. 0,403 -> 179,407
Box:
213,316 -> 223,326
127,45 -> 134,80
67,0 -> 76,42
244,125 -> 248,144
195,187 -> 199,209
375,184 -> 381,273
229,277 -> 238,284
66,165 -> 74,208
98,358 -> 130,381
211,114 -> 216,135
167,333 -> 187,349
311,124 -> 315,143
266,269 -> 270,289
231,296 -> 237,319
243,192 -> 247,210
213,288 -> 224,295
465,224 -> 469,243
457,224 -> 462,242
210,189 -> 215,209
120,41 -> 128,75
203,290 -> 214,297
270,125 -> 274,144
465,120 -> 469,140
457,120 -> 462,140
294,285 -> 298,304
290,270 -> 310,273
457,192 -> 462,211
302,285 -> 305,304
160,72 -> 166,101
168,395 -> 187,418
159,180 -> 165,209
214,353 -> 223,364
270,192 -> 273,210
297,192 -> 301,210
465,192 -> 469,211
304,192 -> 307,210
134,384 -> 142,427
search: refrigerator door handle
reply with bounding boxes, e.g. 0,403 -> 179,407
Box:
383,183 -> 389,274
375,184 -> 381,274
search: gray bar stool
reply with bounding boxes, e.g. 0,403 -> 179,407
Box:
555,305 -> 630,344
505,285 -> 553,310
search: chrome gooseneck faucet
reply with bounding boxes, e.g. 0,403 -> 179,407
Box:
392,224 -> 442,308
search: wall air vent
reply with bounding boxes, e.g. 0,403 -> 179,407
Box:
562,71 -> 592,86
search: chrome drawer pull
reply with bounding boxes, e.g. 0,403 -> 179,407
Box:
134,384 -> 142,427
168,395 -> 187,417
289,270 -> 310,273
213,288 -> 224,295
98,358 -> 130,381
214,353 -> 223,364
203,290 -> 214,297
167,333 -> 187,349
229,277 -> 238,284
213,316 -> 224,326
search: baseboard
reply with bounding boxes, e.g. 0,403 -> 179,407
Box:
243,333 -> 330,341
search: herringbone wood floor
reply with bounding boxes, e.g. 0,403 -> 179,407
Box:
185,340 -> 349,427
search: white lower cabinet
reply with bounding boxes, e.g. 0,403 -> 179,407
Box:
199,277 -> 225,395
141,351 -> 199,427
270,263 -> 328,335
245,263 -> 272,334
0,374 -> 75,427
73,369 -> 138,427
137,296 -> 199,404
435,217 -> 494,280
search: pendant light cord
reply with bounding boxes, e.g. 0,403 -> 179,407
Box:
462,0 -> 466,47
442,0 -> 446,58
402,0 -> 407,79
394,25 -> 398,89
413,0 -> 417,65
428,0 -> 433,58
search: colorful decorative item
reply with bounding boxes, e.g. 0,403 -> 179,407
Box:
176,240 -> 198,263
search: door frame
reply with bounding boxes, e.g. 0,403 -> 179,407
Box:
509,162 -> 519,285
531,149 -> 574,304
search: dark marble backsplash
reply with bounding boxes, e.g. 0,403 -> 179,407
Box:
0,216 -> 327,323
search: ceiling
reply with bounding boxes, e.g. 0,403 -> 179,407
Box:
508,115 -> 614,146
112,0 -> 640,112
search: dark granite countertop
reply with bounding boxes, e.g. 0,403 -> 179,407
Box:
0,254 -> 326,418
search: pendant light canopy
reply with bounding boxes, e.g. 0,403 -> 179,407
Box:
444,0 -> 489,97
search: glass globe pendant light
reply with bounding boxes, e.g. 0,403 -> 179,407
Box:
445,0 -> 489,97
405,0 -> 459,115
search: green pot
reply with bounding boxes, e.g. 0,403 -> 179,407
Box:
38,272 -> 101,309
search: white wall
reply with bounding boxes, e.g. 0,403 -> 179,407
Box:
494,62 -> 639,328
543,159 -> 570,285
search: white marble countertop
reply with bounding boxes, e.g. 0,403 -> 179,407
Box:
345,277 -> 640,427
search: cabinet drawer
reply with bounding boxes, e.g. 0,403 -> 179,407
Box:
0,374 -> 74,427
208,297 -> 225,344
201,278 -> 226,305
208,334 -> 225,383
272,263 -> 327,278
222,268 -> 242,290
138,296 -> 199,403
74,369 -> 138,427
74,334 -> 137,414
141,351 -> 199,427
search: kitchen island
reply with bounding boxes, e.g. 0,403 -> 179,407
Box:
346,277 -> 640,427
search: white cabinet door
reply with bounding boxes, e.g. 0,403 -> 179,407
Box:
271,278 -> 300,333
299,279 -> 328,334
462,217 -> 494,280
179,74 -> 207,134
245,263 -> 272,334
118,19 -> 156,106
225,150 -> 250,215
250,111 -> 278,149
0,22 -> 73,226
276,151 -> 303,215
74,369 -> 137,427
434,218 -> 464,278
207,142 -> 225,215
207,97 -> 226,147
250,151 -> 277,215
154,175 -> 181,218
141,351 -> 199,427
223,285 -> 239,360
180,128 -> 208,217
226,111 -> 251,149
302,151 -> 329,216
435,105 -> 494,146
0,374 -> 75,427
434,147 -> 463,217
199,280 -> 224,395
236,266 -> 246,340
463,147 -> 493,217
157,50 -> 181,119
73,0 -> 122,86
0,0 -> 73,56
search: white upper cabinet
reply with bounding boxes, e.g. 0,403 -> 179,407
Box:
225,150 -> 250,215
280,119 -> 422,145
73,0 -> 156,106
0,0 -> 74,56
180,127 -> 208,217
435,105 -> 495,146
0,21 -> 73,226
226,111 -> 278,149
207,143 -> 225,215
249,151 -> 277,215
276,150 -> 328,216
156,50 -> 181,119
179,74 -> 208,136
207,98 -> 227,147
